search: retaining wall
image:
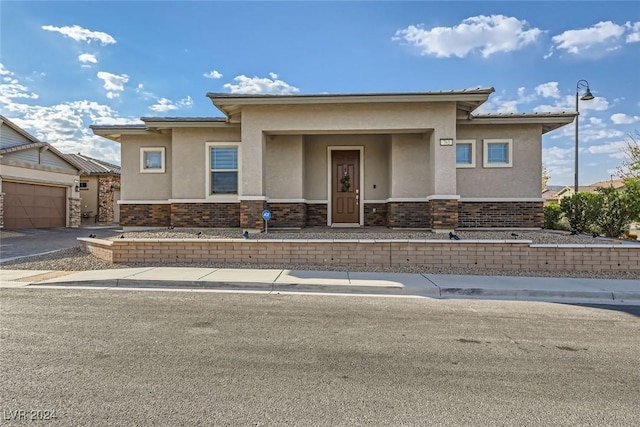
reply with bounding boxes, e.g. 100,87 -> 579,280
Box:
78,238 -> 640,272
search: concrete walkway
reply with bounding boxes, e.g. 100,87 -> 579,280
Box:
2,267 -> 639,304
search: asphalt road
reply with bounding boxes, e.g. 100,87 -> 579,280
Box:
1,289 -> 639,426
0,227 -> 121,262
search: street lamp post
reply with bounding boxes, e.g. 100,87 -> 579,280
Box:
575,79 -> 595,194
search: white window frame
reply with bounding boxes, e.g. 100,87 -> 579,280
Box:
483,139 -> 513,168
206,142 -> 240,199
140,147 -> 166,173
455,139 -> 476,168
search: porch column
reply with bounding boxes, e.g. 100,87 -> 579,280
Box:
429,130 -> 459,230
239,125 -> 267,229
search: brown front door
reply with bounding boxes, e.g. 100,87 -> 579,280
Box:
331,150 -> 360,224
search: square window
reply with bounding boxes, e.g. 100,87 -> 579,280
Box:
456,139 -> 476,168
140,147 -> 166,173
483,139 -> 513,168
208,145 -> 239,195
79,181 -> 89,190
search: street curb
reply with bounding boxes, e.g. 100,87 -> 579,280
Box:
24,280 -> 640,302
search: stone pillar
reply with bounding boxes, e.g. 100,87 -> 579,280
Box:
430,198 -> 459,230
69,197 -> 81,228
0,192 -> 4,229
98,176 -> 120,223
240,200 -> 266,229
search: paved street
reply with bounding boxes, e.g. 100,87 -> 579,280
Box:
1,288 -> 638,426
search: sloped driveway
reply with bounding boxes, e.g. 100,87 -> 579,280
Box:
0,226 -> 121,263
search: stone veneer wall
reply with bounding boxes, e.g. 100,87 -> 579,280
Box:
266,203 -> 306,228
120,204 -> 171,227
68,197 -> 81,228
240,200 -> 266,229
387,202 -> 430,228
171,203 -> 240,227
430,199 -> 459,230
98,176 -> 120,223
306,204 -> 327,226
364,203 -> 388,226
80,238 -> 640,273
0,193 -> 4,228
459,202 -> 544,228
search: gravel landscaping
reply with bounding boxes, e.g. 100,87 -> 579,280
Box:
2,228 -> 639,279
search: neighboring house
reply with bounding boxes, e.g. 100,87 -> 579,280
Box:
0,115 -> 82,229
555,179 -> 627,202
542,185 -> 564,205
64,153 -> 121,224
91,87 -> 576,230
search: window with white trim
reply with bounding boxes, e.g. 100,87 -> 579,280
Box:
483,139 -> 513,168
208,145 -> 239,195
456,139 -> 476,168
140,147 -> 166,173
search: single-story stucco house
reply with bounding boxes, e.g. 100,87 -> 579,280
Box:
1,115 -> 82,229
91,87 -> 576,230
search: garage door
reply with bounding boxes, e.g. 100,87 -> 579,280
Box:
3,182 -> 66,229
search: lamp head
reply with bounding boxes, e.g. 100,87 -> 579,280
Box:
580,87 -> 595,101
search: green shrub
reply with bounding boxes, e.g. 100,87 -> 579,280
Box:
590,186 -> 639,238
560,192 -> 598,233
543,203 -> 563,229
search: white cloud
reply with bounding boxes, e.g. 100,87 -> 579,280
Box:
223,73 -> 299,94
625,21 -> 640,43
394,15 -> 542,58
535,82 -> 560,98
149,96 -> 194,112
534,94 -> 609,113
0,63 -> 39,108
0,64 -> 139,165
204,70 -> 223,79
543,146 -> 573,166
42,24 -> 116,45
78,53 -> 98,64
611,113 -> 640,124
585,140 -> 628,159
96,71 -> 129,98
549,21 -> 626,56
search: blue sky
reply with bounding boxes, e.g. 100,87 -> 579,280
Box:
1,1 -> 639,186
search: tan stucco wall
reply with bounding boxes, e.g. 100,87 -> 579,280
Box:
79,175 -> 99,216
456,124 -> 543,198
302,134 -> 391,201
241,102 -> 456,196
0,161 -> 79,188
265,135 -> 304,199
170,127 -> 241,199
390,134 -> 431,198
120,133 -> 172,200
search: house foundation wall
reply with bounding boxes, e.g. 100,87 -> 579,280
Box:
266,203 -> 306,228
171,203 -> 240,228
459,201 -> 544,228
117,200 -> 544,229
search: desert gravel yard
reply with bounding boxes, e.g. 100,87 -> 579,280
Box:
2,228 -> 639,279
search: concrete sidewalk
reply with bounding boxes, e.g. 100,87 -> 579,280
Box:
2,267 -> 639,304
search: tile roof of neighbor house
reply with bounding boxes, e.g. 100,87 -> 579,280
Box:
588,179 -> 626,189
64,153 -> 121,175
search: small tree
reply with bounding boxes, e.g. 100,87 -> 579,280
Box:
616,131 -> 640,179
559,192 -> 597,233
